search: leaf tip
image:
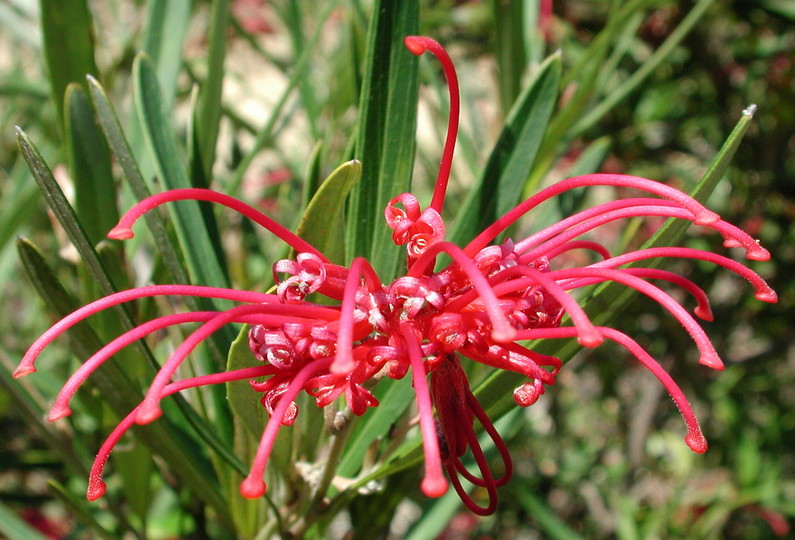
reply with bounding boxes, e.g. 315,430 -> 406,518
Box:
742,104 -> 757,117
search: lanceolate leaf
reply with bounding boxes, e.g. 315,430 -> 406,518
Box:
64,84 -> 117,246
449,52 -> 562,246
346,0 -> 419,280
141,0 -> 191,112
86,75 -> 189,287
133,53 -> 231,292
38,0 -> 98,130
293,160 -> 362,264
193,0 -> 230,185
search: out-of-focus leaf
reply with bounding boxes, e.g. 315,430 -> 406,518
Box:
39,0 -> 98,129
230,2 -> 337,193
346,0 -> 419,280
570,0 -> 717,136
64,83 -> 118,246
450,52 -> 561,246
0,501 -> 51,540
292,160 -> 362,264
47,480 -> 117,540
509,485 -> 586,540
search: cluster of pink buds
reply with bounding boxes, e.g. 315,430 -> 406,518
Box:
16,36 -> 775,515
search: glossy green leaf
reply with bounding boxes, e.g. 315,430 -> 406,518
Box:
65,83 -> 118,245
346,0 -> 419,280
39,0 -> 98,130
293,160 -> 362,264
449,52 -> 561,246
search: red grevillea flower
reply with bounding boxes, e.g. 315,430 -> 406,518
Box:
16,36 -> 775,515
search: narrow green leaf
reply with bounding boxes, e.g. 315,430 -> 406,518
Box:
292,160 -> 362,264
195,0 -> 230,178
38,0 -> 98,130
449,52 -> 561,246
337,375 -> 413,477
134,53 -> 230,290
509,485 -> 585,540
86,75 -> 189,286
0,501 -> 51,540
227,325 -> 267,441
141,0 -> 191,111
404,490 -> 463,540
346,0 -> 419,279
65,83 -> 118,245
46,480 -> 118,540
16,127 -> 148,353
493,0 -> 528,116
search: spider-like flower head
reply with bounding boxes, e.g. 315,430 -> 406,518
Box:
16,35 -> 776,515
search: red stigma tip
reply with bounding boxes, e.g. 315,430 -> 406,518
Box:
240,476 -> 267,498
685,431 -> 708,453
698,353 -> 725,371
747,247 -> 771,261
694,305 -> 714,321
12,366 -> 35,378
755,290 -> 778,303
107,226 -> 134,240
48,406 -> 72,422
421,476 -> 448,498
404,36 -> 426,56
86,480 -> 107,501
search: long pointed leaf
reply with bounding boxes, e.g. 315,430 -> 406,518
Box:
38,0 -> 98,130
346,0 -> 419,279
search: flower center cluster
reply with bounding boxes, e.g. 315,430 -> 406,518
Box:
250,240 -> 565,421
